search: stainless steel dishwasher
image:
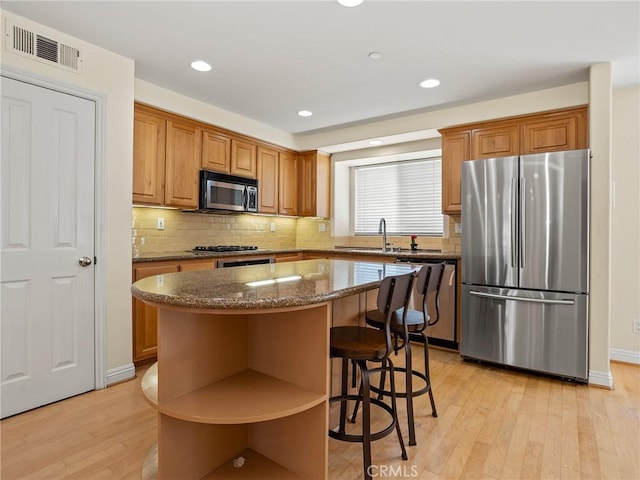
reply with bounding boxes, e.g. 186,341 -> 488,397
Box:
395,258 -> 458,350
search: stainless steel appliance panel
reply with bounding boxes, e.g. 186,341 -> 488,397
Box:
461,285 -> 588,381
405,261 -> 457,348
462,156 -> 519,288
519,150 -> 589,293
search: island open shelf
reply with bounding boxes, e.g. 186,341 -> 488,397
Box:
150,303 -> 330,479
143,366 -> 325,424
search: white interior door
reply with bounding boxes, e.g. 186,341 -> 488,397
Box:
1,76 -> 96,418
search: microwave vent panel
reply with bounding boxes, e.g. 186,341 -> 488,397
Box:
5,20 -> 82,73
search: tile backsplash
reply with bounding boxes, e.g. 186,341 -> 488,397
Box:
132,207 -> 461,256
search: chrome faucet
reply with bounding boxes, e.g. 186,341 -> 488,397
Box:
378,218 -> 388,252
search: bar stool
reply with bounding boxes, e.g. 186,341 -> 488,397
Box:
355,263 -> 445,446
329,271 -> 416,480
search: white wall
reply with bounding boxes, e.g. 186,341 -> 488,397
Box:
1,10 -> 135,380
611,85 -> 640,362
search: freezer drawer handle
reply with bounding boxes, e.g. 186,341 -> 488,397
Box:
469,290 -> 575,305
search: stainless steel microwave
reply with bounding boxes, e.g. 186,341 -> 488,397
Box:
199,171 -> 258,213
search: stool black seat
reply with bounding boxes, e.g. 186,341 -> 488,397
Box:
329,271 -> 416,480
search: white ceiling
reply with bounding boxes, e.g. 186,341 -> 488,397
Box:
3,1 -> 639,143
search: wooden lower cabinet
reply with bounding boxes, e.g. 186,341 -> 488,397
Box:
132,263 -> 179,365
274,252 -> 301,263
132,259 -> 217,364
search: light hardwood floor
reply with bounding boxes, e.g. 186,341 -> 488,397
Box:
1,349 -> 638,479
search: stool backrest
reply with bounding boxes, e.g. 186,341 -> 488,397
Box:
377,271 -> 416,315
376,272 -> 416,359
416,263 -> 445,326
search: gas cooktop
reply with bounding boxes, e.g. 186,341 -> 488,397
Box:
193,245 -> 259,253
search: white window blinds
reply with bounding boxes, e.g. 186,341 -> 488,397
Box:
354,158 -> 443,235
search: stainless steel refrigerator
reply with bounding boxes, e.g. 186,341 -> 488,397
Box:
461,149 -> 590,382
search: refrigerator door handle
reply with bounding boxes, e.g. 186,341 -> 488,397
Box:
511,177 -> 518,268
519,177 -> 527,269
469,290 -> 575,306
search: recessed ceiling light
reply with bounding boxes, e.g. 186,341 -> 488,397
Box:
297,110 -> 313,117
419,78 -> 441,89
191,60 -> 212,72
337,0 -> 364,7
369,139 -> 383,146
368,52 -> 382,60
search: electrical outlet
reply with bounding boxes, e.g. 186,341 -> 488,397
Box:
455,223 -> 462,234
319,222 -> 327,232
157,217 -> 165,230
633,319 -> 640,334
270,222 -> 276,232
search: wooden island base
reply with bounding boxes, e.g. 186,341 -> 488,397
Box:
132,259 -> 416,479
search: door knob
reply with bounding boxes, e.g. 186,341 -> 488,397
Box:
79,256 -> 93,267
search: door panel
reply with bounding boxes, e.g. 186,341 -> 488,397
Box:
519,150 -> 589,293
461,285 -> 588,381
1,76 -> 96,418
462,156 -> 518,287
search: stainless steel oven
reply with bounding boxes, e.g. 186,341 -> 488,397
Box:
216,257 -> 274,268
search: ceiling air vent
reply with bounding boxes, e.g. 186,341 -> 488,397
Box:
5,20 -> 82,73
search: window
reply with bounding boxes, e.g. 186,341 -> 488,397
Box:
353,158 -> 443,235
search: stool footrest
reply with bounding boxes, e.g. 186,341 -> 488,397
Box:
367,366 -> 432,399
328,394 -> 396,443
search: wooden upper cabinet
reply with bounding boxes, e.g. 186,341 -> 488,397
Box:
231,139 -> 257,178
133,106 -> 166,205
201,129 -> 231,173
257,146 -> 279,214
299,151 -> 331,218
441,131 -> 470,215
471,124 -> 519,159
278,151 -> 299,216
521,108 -> 588,154
165,119 -> 201,209
439,106 -> 588,215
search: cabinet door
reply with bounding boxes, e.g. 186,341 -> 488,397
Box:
521,108 -> 588,154
165,119 -> 201,208
202,129 -> 231,173
231,139 -> 257,178
441,131 -> 470,215
299,152 -> 317,217
299,151 -> 330,218
471,124 -> 519,159
179,260 -> 216,271
278,151 -> 299,216
257,146 -> 279,214
132,263 -> 179,364
133,107 -> 166,205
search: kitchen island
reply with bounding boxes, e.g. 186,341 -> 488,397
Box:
132,259 -> 417,480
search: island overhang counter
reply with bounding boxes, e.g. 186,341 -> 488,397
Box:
132,259 -> 417,480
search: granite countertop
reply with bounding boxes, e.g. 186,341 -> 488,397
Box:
131,258 -> 418,311
132,247 -> 461,263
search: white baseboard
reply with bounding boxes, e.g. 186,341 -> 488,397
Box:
106,363 -> 136,386
610,348 -> 640,365
588,368 -> 614,388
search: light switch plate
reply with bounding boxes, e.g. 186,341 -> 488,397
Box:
270,222 -> 276,232
455,223 -> 462,234
319,222 -> 327,232
157,217 -> 165,230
